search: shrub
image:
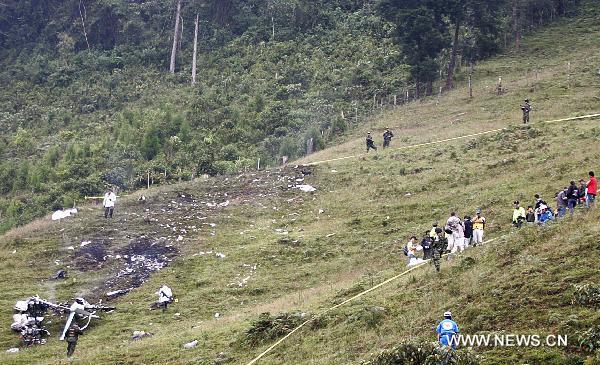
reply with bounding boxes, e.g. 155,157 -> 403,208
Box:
362,342 -> 480,365
572,284 -> 600,308
242,311 -> 309,347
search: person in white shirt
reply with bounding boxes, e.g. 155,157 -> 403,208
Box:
156,285 -> 174,312
102,189 -> 117,218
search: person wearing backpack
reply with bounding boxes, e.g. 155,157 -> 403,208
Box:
566,180 -> 579,216
421,231 -> 433,260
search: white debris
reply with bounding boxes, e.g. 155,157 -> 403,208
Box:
183,340 -> 198,349
296,184 -> 316,192
404,192 -> 412,197
80,240 -> 91,247
331,169 -> 338,173
12,249 -> 16,254
177,235 -> 183,241
67,246 -> 75,250
132,330 -> 153,340
218,200 -> 230,207
318,209 -> 324,214
215,253 -> 226,259
51,208 -> 78,221
326,233 -> 336,238
214,313 -> 220,318
6,348 -> 19,353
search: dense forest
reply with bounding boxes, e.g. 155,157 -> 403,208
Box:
0,0 -> 581,231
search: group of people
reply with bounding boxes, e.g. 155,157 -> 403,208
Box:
366,128 -> 394,152
404,209 -> 487,272
512,171 -> 596,227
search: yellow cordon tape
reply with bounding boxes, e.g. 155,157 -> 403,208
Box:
305,113 -> 600,166
245,237 -> 502,365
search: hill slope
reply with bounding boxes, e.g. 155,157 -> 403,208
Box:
1,2 -> 600,365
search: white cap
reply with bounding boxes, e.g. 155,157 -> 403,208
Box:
539,204 -> 548,210
444,311 -> 452,317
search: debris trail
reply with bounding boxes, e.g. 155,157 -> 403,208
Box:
244,237 -> 501,365
304,113 -> 600,166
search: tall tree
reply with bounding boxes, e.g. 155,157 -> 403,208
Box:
191,13 -> 199,84
169,0 -> 183,73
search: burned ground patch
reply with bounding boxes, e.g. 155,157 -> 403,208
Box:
74,239 -> 110,271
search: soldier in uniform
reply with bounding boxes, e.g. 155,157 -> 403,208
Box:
431,227 -> 448,272
382,128 -> 394,148
66,322 -> 83,357
366,132 -> 377,152
521,99 -> 531,124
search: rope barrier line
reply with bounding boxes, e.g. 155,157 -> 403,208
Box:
244,236 -> 502,365
305,113 -> 600,166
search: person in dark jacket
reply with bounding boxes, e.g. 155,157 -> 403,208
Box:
66,322 -> 83,357
383,128 -> 394,148
366,133 -> 377,152
463,216 -> 473,247
421,231 -> 433,260
566,180 -> 580,216
578,179 -> 587,205
525,206 -> 536,223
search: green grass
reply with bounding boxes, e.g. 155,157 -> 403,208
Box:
1,4 -> 600,365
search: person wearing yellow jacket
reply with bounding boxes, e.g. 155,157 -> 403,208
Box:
512,201 -> 526,228
472,209 -> 486,246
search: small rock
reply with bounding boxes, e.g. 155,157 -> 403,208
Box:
132,330 -> 153,341
183,340 -> 198,349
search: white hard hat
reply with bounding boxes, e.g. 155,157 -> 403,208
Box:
444,311 -> 452,317
539,204 -> 548,210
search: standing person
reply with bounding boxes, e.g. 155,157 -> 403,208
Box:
472,209 -> 486,246
156,285 -> 174,312
463,216 -> 473,248
521,99 -> 531,124
445,212 -> 465,253
556,187 -> 568,218
587,171 -> 597,208
366,133 -> 377,152
431,228 -> 448,273
102,188 -> 116,219
382,128 -> 394,148
513,201 -> 526,228
437,311 -> 460,349
566,181 -> 580,216
421,231 -> 433,260
65,322 -> 83,357
429,223 -> 438,239
578,179 -> 587,205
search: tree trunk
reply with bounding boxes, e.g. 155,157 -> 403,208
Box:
169,0 -> 182,73
445,21 -> 460,90
191,13 -> 199,85
512,2 -> 520,50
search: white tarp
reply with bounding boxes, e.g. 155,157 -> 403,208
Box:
51,208 -> 78,221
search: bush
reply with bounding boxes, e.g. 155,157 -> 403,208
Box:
242,311 -> 309,347
361,342 -> 480,365
572,284 -> 600,308
578,326 -> 600,353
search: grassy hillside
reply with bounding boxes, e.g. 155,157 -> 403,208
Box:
1,3 -> 600,365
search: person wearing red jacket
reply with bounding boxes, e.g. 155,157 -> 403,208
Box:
586,171 -> 597,208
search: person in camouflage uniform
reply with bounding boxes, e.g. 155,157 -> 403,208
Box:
66,322 -> 83,357
431,227 -> 448,272
521,99 -> 531,124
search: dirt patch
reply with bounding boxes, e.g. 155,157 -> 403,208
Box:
74,239 -> 110,271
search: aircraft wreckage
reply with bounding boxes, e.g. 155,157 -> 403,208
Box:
11,296 -> 114,346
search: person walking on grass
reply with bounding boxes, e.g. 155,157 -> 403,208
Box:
65,322 -> 83,357
431,228 -> 448,273
556,187 -> 568,218
383,128 -> 394,148
513,201 -> 526,228
521,99 -> 531,124
366,132 -> 377,152
566,180 -> 580,217
445,212 -> 465,253
472,209 -> 486,246
587,171 -> 597,208
102,188 -> 117,219
463,216 -> 473,247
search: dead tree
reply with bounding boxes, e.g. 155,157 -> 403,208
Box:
191,13 -> 199,85
169,0 -> 182,73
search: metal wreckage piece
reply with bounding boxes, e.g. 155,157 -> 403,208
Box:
11,295 -> 115,347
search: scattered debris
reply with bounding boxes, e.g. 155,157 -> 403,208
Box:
326,233 -> 336,238
106,289 -> 131,298
404,192 -> 412,197
295,184 -> 316,193
6,348 -> 19,353
183,340 -> 198,349
51,208 -> 78,221
52,270 -> 67,280
215,253 -> 226,259
132,330 -> 153,341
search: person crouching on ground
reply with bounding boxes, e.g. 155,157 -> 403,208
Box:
537,205 -> 554,225
513,201 -> 526,228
